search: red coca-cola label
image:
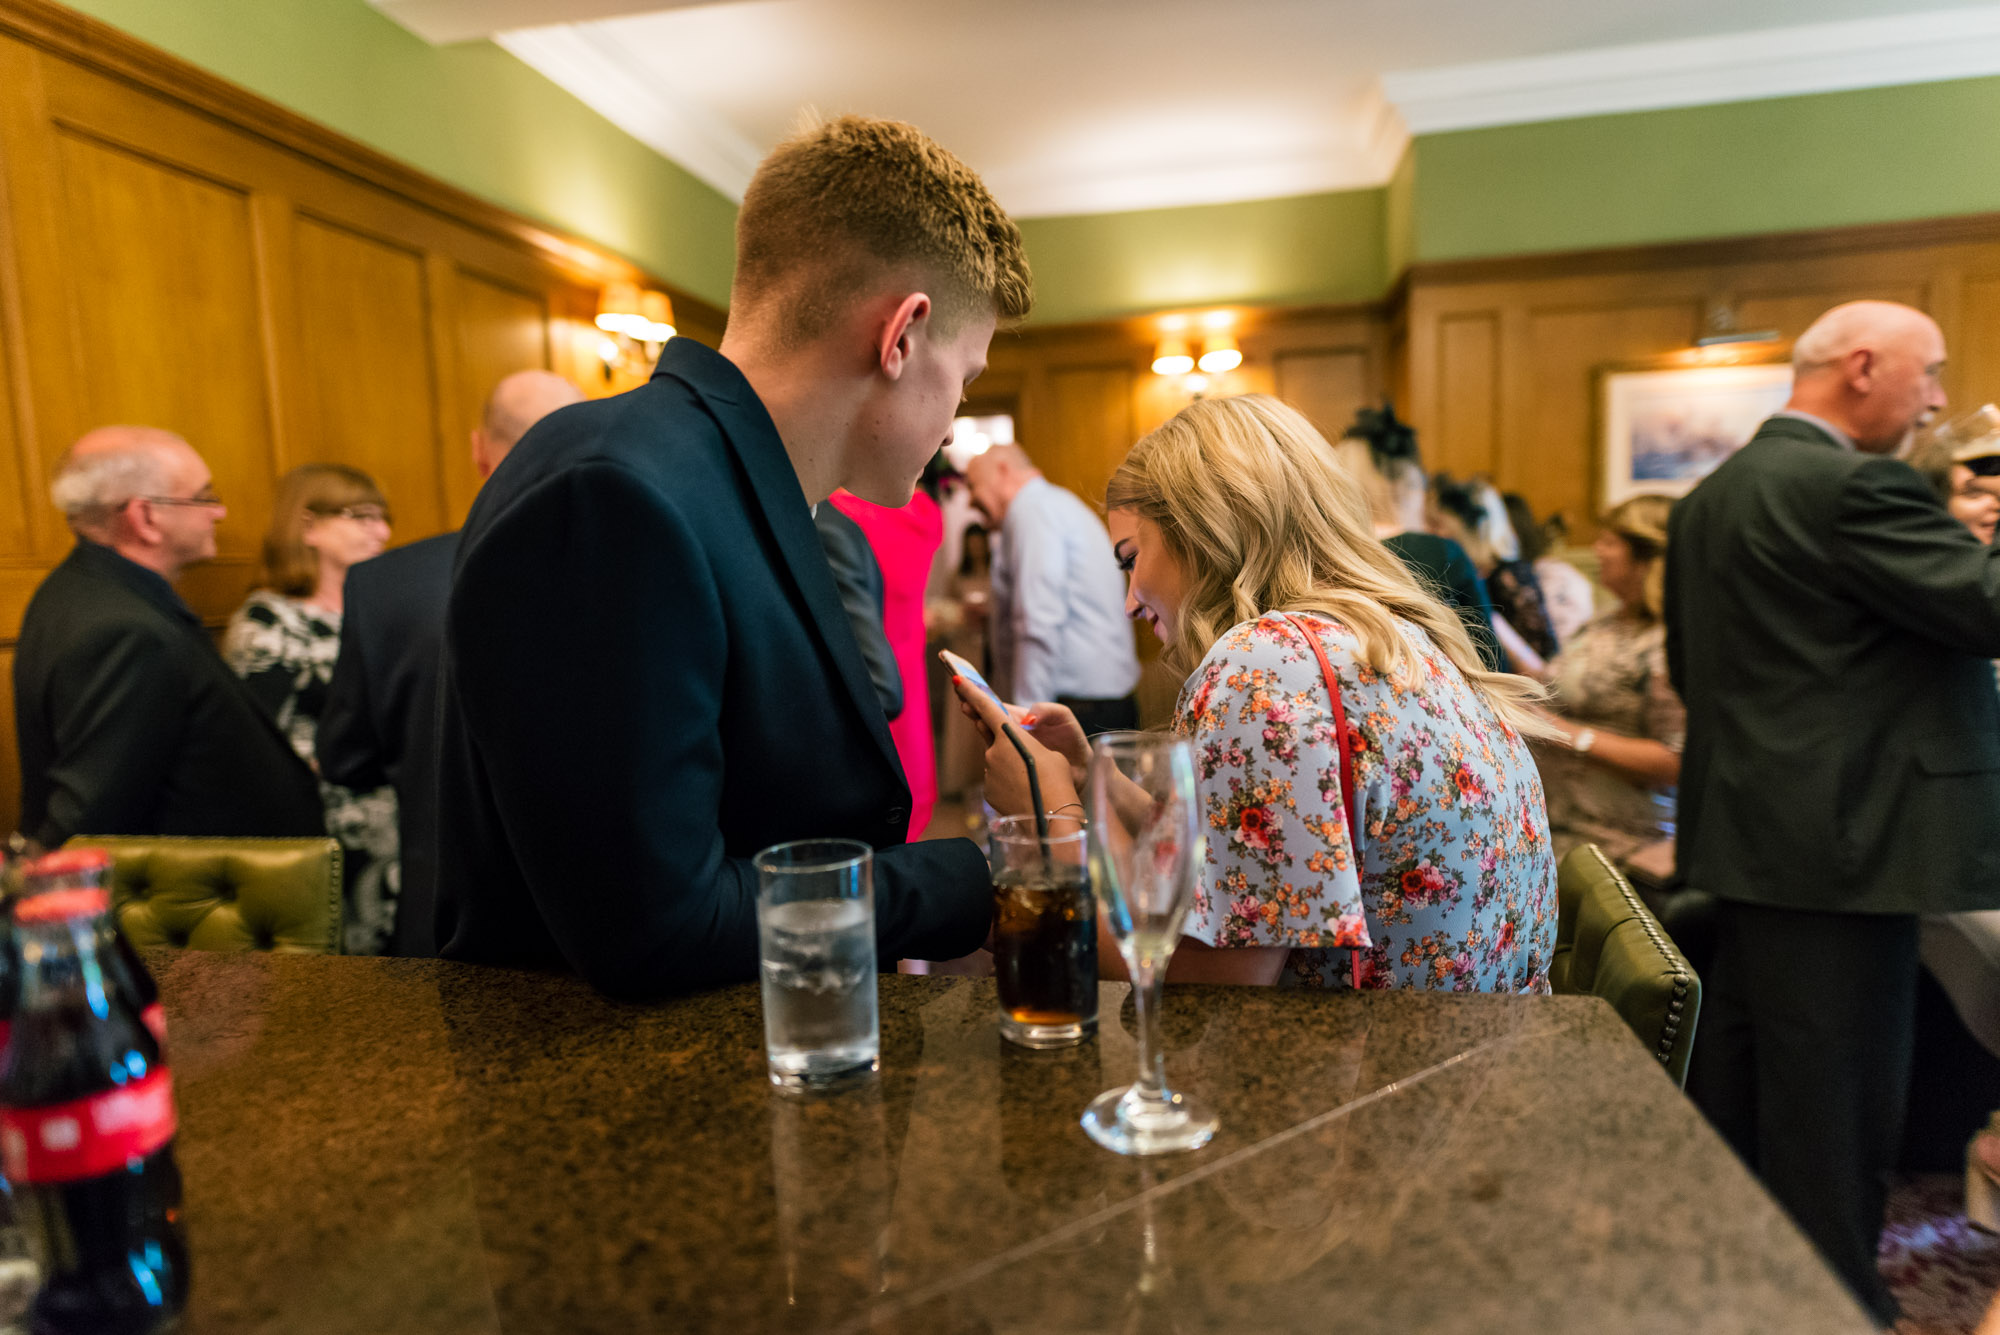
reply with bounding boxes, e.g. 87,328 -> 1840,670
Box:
0,1070 -> 175,1184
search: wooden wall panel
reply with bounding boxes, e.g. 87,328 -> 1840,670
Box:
0,305 -> 26,562
446,270 -> 550,524
1404,221 -> 2000,534
1958,272 -> 2000,409
1043,366 -> 1134,509
52,130 -> 272,560
0,6 -> 726,836
1518,301 -> 1700,523
291,217 -> 444,535
1274,348 -> 1368,445
1434,313 -> 1499,480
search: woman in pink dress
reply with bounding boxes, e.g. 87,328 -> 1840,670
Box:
830,487 -> 943,840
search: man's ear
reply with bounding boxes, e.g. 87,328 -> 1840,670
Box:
122,498 -> 162,548
1847,346 -> 1878,394
875,293 -> 932,381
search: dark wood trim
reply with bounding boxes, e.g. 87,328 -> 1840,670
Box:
1008,297 -> 1391,345
0,0 -> 728,332
1403,212 -> 2000,289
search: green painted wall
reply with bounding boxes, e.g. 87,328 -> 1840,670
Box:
1016,188 -> 1386,324
61,0 -> 738,306
1413,75 -> 2000,263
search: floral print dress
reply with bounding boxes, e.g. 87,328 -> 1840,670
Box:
224,591 -> 400,955
1177,612 -> 1557,992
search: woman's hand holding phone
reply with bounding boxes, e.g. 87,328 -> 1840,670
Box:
942,656 -> 1080,818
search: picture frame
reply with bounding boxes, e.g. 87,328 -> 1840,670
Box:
1597,352 -> 1793,510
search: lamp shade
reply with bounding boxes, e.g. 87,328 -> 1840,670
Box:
638,290 -> 677,342
1197,334 -> 1241,374
1152,338 -> 1194,376
596,281 -> 642,334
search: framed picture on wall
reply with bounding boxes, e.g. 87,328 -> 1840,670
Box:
1597,355 -> 1793,509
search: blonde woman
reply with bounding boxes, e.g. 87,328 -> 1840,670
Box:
956,395 -> 1558,992
224,463 -> 399,954
1529,496 -> 1684,869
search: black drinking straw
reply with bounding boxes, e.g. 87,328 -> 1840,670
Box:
999,720 -> 1053,869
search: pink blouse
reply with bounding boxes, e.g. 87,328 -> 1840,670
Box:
830,489 -> 943,841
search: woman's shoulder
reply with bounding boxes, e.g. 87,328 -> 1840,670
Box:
231,588 -> 293,624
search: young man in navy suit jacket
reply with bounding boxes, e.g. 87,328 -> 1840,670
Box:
433,116 -> 1032,998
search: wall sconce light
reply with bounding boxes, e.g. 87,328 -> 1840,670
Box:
595,282 -> 677,378
1151,338 -> 1195,376
1197,334 -> 1242,374
1153,310 -> 1242,377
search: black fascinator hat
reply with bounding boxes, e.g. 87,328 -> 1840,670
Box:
1343,401 -> 1421,477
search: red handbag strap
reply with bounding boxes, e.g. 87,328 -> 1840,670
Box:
1281,613 -> 1365,989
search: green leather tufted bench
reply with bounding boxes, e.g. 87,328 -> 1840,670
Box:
1551,844 -> 1702,1088
62,836 -> 343,955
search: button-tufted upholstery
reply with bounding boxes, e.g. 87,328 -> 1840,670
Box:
1550,844 -> 1702,1088
62,836 -> 342,955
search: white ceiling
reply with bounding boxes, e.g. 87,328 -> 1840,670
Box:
371,0 -> 2000,217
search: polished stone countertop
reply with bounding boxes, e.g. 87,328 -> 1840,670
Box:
146,952 -> 1874,1334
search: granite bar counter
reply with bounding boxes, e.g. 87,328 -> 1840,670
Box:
147,952 -> 1874,1334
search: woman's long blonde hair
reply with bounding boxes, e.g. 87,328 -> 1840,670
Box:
1105,394 -> 1550,737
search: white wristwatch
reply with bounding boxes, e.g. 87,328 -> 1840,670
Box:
1571,727 -> 1598,755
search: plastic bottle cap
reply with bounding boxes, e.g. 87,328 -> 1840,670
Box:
20,848 -> 112,880
14,888 -> 110,923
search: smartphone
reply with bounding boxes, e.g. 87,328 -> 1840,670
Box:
938,648 -> 1011,712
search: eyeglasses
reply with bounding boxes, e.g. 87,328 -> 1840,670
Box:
312,505 -> 392,525
136,488 -> 222,510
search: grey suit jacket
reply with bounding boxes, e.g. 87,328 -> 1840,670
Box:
1667,415 -> 2000,914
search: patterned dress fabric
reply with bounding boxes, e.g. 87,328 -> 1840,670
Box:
1528,609 -> 1684,865
224,591 -> 400,954
1177,612 -> 1557,993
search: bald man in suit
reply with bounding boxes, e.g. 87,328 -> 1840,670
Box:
318,371 -> 583,955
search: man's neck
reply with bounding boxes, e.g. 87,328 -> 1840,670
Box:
79,530 -> 182,585
720,333 -> 857,508
1779,397 -> 1862,449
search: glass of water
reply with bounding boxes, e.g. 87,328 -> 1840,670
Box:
754,839 -> 879,1090
1080,732 -> 1216,1155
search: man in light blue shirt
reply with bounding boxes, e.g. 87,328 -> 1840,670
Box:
964,445 -> 1140,734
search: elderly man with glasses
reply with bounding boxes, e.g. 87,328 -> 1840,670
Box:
12,425 -> 324,850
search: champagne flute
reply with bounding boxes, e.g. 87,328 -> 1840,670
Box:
1080,731 -> 1216,1156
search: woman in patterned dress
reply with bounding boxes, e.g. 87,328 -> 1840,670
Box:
223,464 -> 399,954
956,395 -> 1558,992
1527,496 -> 1685,870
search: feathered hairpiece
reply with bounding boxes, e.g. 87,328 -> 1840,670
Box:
1343,401 -> 1421,477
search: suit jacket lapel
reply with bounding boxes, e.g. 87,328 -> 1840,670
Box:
653,343 -> 907,785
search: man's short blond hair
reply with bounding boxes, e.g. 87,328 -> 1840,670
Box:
732,114 -> 1033,345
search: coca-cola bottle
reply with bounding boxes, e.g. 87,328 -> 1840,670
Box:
17,851 -> 164,1048
0,887 -> 188,1334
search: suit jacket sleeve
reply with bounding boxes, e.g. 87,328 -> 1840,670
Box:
814,504 -> 903,720
35,624 -> 183,847
451,462 -> 982,1000
317,573 -> 389,792
1832,457 -> 2000,656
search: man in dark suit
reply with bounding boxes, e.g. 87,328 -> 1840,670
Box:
318,371 -> 583,956
14,426 -> 323,849
1667,300 -> 2000,1322
433,115 -> 1031,998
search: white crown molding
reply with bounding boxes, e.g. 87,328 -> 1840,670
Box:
995,144 -> 1401,220
1384,4 -> 2000,135
369,0 -> 733,46
495,26 -> 760,201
